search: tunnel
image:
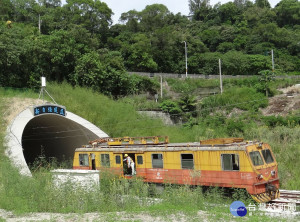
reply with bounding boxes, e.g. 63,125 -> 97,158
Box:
5,105 -> 108,176
22,115 -> 99,166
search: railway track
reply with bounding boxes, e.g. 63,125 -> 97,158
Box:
271,189 -> 300,205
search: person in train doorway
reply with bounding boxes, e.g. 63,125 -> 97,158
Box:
124,154 -> 135,175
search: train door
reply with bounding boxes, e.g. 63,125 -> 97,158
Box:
90,153 -> 96,170
123,153 -> 136,176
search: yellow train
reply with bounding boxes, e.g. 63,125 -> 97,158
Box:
73,136 -> 280,202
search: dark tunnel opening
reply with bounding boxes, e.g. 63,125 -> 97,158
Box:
22,115 -> 99,168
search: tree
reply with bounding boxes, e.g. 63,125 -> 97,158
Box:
0,0 -> 14,21
218,2 -> 240,24
200,26 -> 222,51
71,51 -> 103,88
222,51 -> 249,75
258,70 -> 275,96
63,0 -> 112,42
275,0 -> 300,27
120,10 -> 140,32
125,34 -> 158,72
38,0 -> 61,8
150,27 -> 181,73
160,100 -> 182,115
234,0 -> 253,9
178,95 -> 197,113
10,0 -> 37,23
43,29 -> 87,81
243,6 -> 276,28
188,0 -> 212,21
71,50 -> 144,97
139,4 -> 170,31
0,24 -> 45,88
255,0 -> 271,8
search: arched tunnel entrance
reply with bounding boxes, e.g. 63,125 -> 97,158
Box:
5,105 -> 108,176
22,115 -> 99,166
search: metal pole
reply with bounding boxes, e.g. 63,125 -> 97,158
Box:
183,41 -> 188,77
271,49 -> 274,73
38,14 -> 41,33
160,75 -> 163,98
219,59 -> 223,94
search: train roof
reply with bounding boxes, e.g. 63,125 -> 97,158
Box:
75,140 -> 261,153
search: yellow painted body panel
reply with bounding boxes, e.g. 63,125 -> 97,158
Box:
72,139 -> 279,203
73,141 -> 275,174
73,149 -> 254,173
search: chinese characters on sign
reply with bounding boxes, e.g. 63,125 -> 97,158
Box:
231,201 -> 297,217
248,202 -> 297,216
33,105 -> 66,117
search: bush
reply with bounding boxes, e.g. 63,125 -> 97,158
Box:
160,100 -> 182,115
226,119 -> 246,135
262,115 -> 300,127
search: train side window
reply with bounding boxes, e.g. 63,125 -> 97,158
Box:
249,151 -> 264,166
261,149 -> 274,164
152,154 -> 163,168
137,155 -> 143,165
221,154 -> 239,171
115,155 -> 121,164
100,154 -> 110,167
181,154 -> 194,169
79,154 -> 89,166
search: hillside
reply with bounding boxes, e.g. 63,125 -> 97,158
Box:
1,0 -> 300,99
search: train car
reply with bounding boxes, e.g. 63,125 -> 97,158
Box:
73,136 -> 280,202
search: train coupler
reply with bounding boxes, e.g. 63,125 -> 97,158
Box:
251,189 -> 280,203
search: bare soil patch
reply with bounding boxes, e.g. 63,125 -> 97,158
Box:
260,85 -> 300,116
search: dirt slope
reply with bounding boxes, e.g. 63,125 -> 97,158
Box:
260,84 -> 300,116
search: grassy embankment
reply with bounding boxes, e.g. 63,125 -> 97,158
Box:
0,81 -> 299,220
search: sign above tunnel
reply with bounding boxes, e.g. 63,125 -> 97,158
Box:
31,104 -> 66,117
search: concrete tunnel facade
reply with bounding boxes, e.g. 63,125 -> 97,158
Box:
5,104 -> 108,176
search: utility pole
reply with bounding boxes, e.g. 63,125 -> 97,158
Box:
160,75 -> 163,98
183,41 -> 188,78
219,59 -> 223,94
38,14 -> 41,34
271,49 -> 274,73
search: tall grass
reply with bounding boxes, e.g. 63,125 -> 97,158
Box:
0,86 -> 37,98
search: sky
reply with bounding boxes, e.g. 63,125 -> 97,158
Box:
99,0 -> 282,24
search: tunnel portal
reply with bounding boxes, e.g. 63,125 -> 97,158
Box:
5,104 -> 108,176
22,115 -> 99,166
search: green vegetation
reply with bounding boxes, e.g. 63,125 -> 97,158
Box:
1,80 -> 300,219
1,0 -> 300,219
1,0 -> 300,98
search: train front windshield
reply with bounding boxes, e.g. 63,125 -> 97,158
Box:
249,149 -> 275,166
249,151 -> 264,166
261,149 -> 274,164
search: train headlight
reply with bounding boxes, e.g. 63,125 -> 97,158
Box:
271,170 -> 276,177
258,174 -> 263,180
